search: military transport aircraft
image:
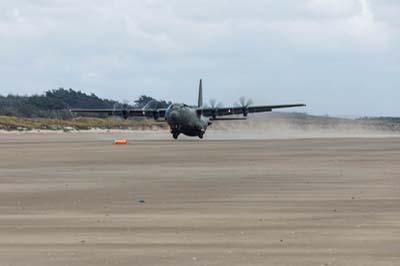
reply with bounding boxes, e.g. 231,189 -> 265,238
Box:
71,80 -> 305,139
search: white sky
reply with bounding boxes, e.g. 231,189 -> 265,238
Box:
0,0 -> 399,116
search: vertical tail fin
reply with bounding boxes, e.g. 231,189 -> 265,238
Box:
198,79 -> 203,108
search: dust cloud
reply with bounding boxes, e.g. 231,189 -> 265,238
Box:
206,113 -> 400,140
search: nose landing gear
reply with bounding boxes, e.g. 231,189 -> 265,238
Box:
172,131 -> 180,140
171,126 -> 180,140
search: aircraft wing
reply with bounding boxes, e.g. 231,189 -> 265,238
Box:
200,104 -> 306,118
70,108 -> 166,120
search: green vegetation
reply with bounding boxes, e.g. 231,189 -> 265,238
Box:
0,88 -> 171,119
134,95 -> 171,109
0,88 -> 172,131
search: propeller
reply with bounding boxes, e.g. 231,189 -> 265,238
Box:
112,102 -> 123,119
234,97 -> 253,117
239,97 -> 253,108
204,99 -> 224,109
121,100 -> 130,119
208,98 -> 224,109
112,102 -> 119,112
142,99 -> 161,120
205,99 -> 224,119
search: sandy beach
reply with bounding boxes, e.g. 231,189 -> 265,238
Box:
0,131 -> 399,265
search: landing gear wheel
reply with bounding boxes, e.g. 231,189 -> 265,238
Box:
172,132 -> 180,140
198,133 -> 204,139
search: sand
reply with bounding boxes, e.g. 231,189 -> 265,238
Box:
0,131 -> 399,266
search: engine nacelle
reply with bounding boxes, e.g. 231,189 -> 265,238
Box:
122,110 -> 129,119
242,108 -> 248,117
211,110 -> 217,120
153,111 -> 160,120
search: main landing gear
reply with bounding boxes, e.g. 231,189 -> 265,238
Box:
170,127 -> 205,140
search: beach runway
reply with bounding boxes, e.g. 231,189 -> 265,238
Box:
0,132 -> 399,266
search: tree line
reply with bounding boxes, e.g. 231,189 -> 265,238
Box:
0,88 -> 171,119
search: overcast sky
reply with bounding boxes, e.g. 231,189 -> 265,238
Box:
0,0 -> 399,116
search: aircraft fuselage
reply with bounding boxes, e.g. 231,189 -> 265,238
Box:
165,103 -> 210,139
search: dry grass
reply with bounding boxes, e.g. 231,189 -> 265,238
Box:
0,116 -> 167,131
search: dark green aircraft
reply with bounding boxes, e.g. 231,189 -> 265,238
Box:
71,80 -> 305,139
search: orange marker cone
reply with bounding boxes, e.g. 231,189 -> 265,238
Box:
114,139 -> 128,145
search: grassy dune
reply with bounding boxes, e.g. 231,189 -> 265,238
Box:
0,116 -> 167,131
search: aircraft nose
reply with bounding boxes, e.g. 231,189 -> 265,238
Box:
169,111 -> 180,123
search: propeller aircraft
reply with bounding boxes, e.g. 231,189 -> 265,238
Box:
71,80 -> 306,139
